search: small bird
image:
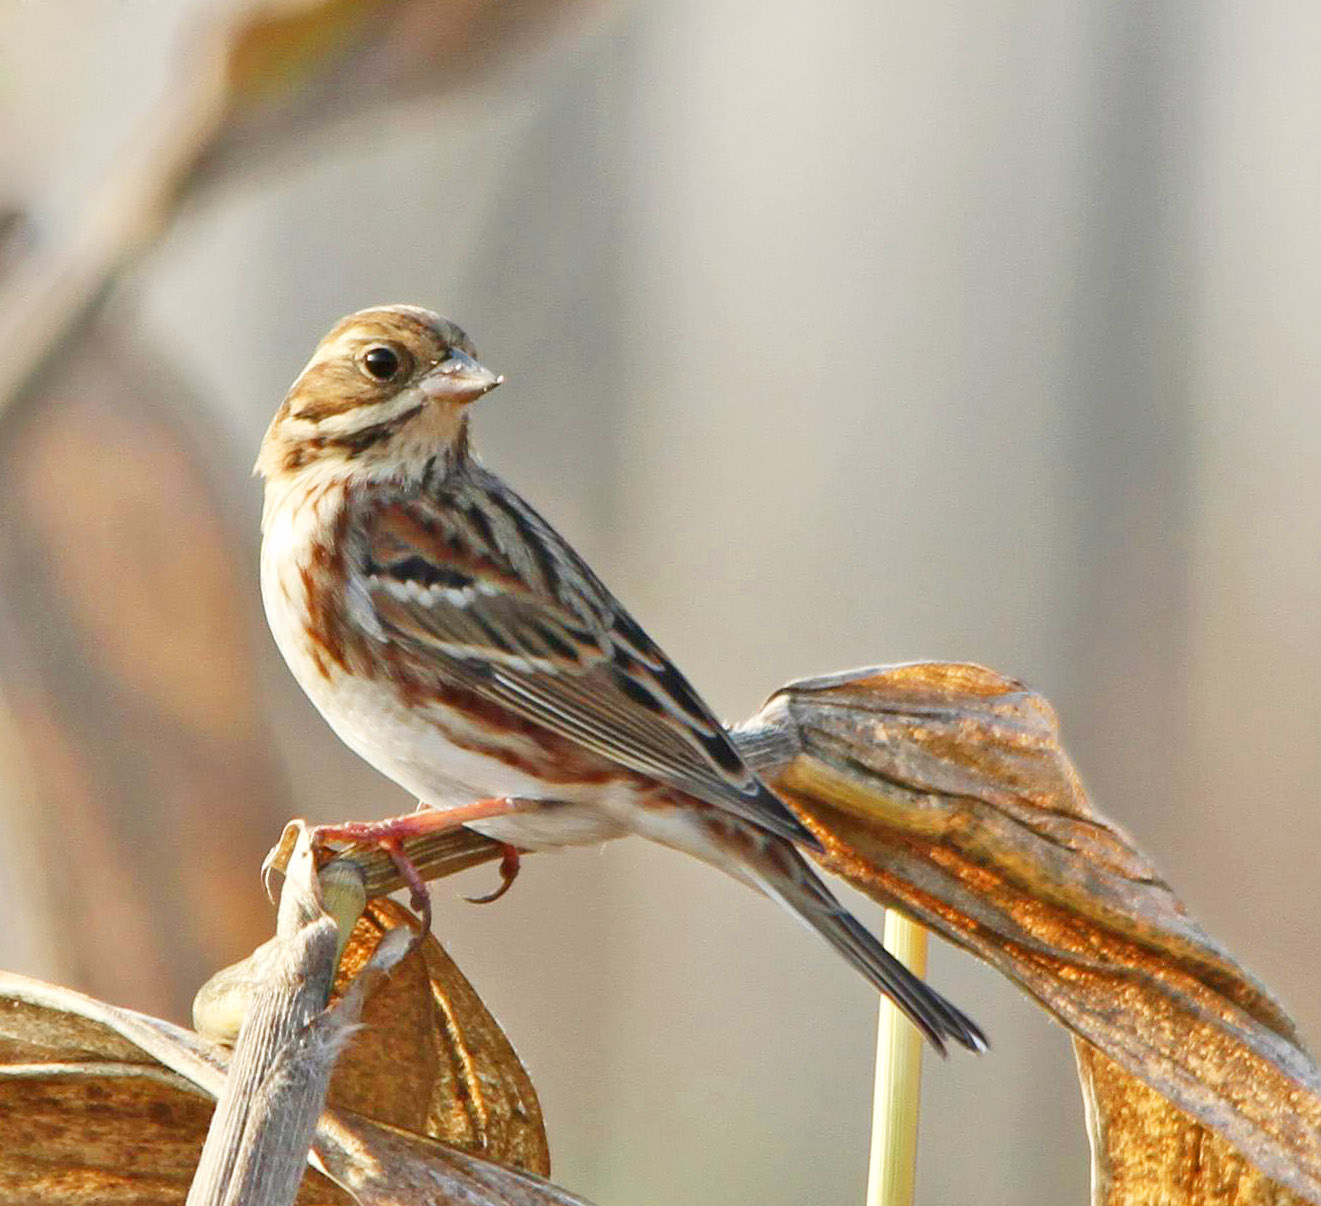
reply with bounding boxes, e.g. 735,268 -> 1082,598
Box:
257,305 -> 986,1054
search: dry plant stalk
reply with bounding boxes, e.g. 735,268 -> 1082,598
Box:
865,912 -> 927,1206
186,834 -> 377,1206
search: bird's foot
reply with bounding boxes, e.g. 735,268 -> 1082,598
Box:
464,841 -> 523,904
265,799 -> 525,928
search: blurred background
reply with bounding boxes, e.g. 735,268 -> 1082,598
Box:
0,2 -> 1318,1203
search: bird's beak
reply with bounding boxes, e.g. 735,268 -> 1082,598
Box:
418,349 -> 504,405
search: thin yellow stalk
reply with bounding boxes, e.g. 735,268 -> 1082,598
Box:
865,910 -> 929,1206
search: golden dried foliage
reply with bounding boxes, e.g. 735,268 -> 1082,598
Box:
212,0 -> 604,147
328,900 -> 550,1177
1077,1045 -> 1304,1206
755,663 -> 1321,1206
0,903 -> 583,1205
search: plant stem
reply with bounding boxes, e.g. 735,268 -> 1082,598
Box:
865,910 -> 928,1206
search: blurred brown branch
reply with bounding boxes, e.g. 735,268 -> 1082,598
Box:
0,325 -> 289,1017
0,0 -> 609,420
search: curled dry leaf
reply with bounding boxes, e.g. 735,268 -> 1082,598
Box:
743,662 -> 1321,1206
0,974 -> 349,1205
0,983 -> 216,1205
328,900 -> 551,1178
0,901 -> 585,1205
1075,1043 -> 1308,1206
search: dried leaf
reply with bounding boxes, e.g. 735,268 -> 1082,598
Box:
209,0 -> 609,153
1076,1043 -> 1307,1206
738,662 -> 1321,1206
313,1111 -> 593,1206
328,900 -> 550,1177
0,976 -> 351,1205
0,1068 -> 227,1206
0,903 -> 577,1204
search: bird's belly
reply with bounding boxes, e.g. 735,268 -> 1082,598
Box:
261,536 -> 629,849
302,672 -> 632,848
468,809 -> 628,849
265,592 -> 617,845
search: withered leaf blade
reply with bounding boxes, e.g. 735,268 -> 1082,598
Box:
1076,1042 -> 1310,1206
0,974 -> 351,1205
736,662 -> 1321,1206
328,900 -> 550,1177
0,904 -> 578,1206
210,0 -> 611,150
314,1110 -> 595,1206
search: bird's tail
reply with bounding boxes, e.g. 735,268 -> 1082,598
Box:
738,835 -> 987,1055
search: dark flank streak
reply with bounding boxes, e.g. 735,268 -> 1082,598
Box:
487,489 -> 561,596
298,505 -> 355,678
613,668 -> 664,713
382,556 -> 474,592
461,498 -> 500,560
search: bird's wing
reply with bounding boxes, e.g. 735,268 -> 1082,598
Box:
351,474 -> 816,848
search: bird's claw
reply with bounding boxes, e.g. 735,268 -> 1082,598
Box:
463,842 -> 522,904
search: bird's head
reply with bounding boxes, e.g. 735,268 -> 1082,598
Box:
257,304 -> 502,486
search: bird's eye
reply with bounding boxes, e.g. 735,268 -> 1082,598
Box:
361,345 -> 403,381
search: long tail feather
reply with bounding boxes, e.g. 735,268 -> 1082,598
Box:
744,839 -> 987,1055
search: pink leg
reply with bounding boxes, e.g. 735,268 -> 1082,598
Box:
311,798 -> 526,923
311,797 -> 525,847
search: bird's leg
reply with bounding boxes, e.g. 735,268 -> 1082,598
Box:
464,842 -> 523,904
310,797 -> 525,846
309,798 -> 528,923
